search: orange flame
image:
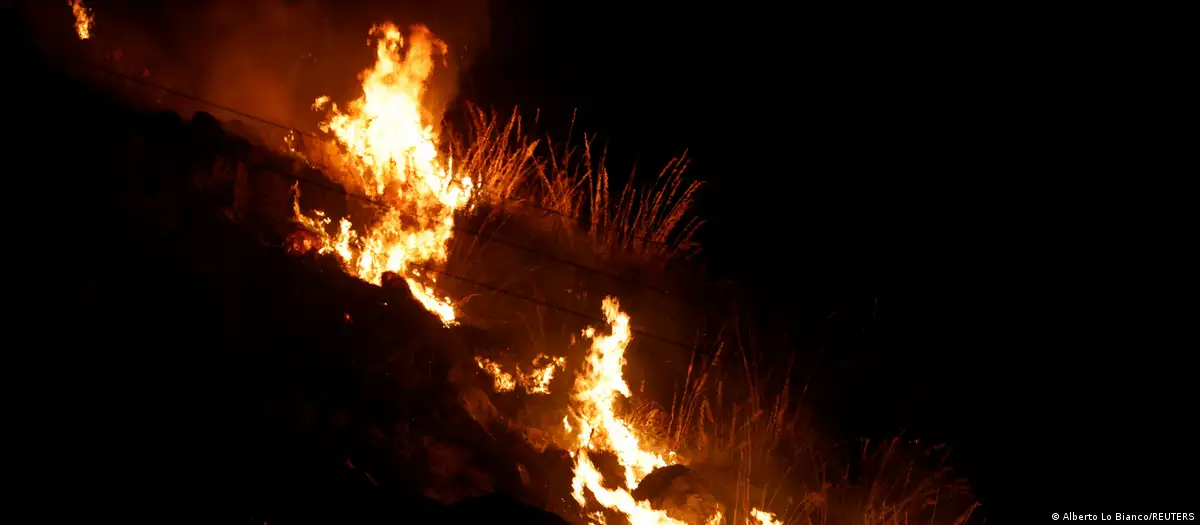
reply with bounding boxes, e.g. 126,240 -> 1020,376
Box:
475,356 -> 516,392
475,354 -> 566,395
749,508 -> 783,525
68,0 -> 93,40
564,298 -> 780,524
287,20 -> 780,524
566,297 -> 687,524
292,24 -> 471,326
521,354 -> 568,394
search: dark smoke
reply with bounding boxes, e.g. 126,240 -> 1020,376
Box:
20,0 -> 490,134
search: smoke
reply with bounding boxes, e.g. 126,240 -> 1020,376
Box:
23,0 -> 490,134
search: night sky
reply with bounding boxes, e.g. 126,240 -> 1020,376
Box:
464,5 -> 1190,514
467,0 -> 1009,503
7,0 -> 1194,519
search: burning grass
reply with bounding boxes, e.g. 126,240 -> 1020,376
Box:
451,104 -> 704,265
67,15 -> 981,524
661,324 -> 980,525
284,24 -> 701,334
275,23 -> 979,524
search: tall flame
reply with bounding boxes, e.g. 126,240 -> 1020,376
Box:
292,24 -> 472,326
566,298 -> 781,525
69,0 -> 93,40
287,21 -> 781,524
567,297 -> 686,524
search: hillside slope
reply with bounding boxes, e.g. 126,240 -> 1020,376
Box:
16,34 -> 579,523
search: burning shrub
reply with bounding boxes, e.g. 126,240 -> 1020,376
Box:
659,328 -> 980,525
451,104 -> 704,265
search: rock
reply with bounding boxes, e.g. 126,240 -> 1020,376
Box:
632,464 -> 725,524
443,492 -> 570,525
223,119 -> 268,148
425,437 -> 469,481
190,111 -> 222,138
688,461 -> 744,514
458,385 -> 501,428
188,111 -> 225,166
294,482 -> 444,525
145,109 -> 184,138
422,436 -> 499,506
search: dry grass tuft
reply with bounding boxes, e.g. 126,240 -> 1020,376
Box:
452,106 -> 541,211
287,98 -> 980,524
452,105 -> 704,264
663,323 -> 981,525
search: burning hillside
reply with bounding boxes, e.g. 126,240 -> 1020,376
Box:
46,4 -> 979,524
281,22 -> 779,523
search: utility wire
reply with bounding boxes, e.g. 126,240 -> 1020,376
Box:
69,56 -> 698,299
241,209 -> 694,351
70,56 -> 686,246
60,55 -> 729,348
419,264 -> 692,351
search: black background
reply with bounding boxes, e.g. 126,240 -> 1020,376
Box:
465,2 -> 1026,512
464,4 -> 1195,516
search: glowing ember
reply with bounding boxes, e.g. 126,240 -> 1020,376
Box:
749,508 -> 782,525
475,356 -> 515,392
292,23 -> 472,326
68,0 -> 93,40
521,354 -> 567,394
475,354 -> 566,395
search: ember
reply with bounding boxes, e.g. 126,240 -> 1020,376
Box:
476,354 -> 567,395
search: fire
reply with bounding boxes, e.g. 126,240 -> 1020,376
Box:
282,20 -> 778,524
475,356 -> 515,392
68,0 -> 93,40
522,354 -> 567,394
565,298 -> 781,525
292,23 -> 472,326
566,297 -> 685,524
749,509 -> 782,525
475,354 -> 567,395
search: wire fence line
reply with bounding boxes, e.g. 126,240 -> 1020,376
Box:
64,55 -> 714,300
67,55 -> 684,245
239,208 -> 697,352
243,165 -> 715,352
58,55 -> 718,351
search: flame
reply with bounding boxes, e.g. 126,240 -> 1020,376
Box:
521,354 -> 567,394
565,298 -> 779,525
475,354 -> 567,395
292,24 -> 471,326
566,297 -> 685,524
68,0 -> 93,40
475,356 -> 516,392
749,509 -> 782,525
285,20 -> 779,524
